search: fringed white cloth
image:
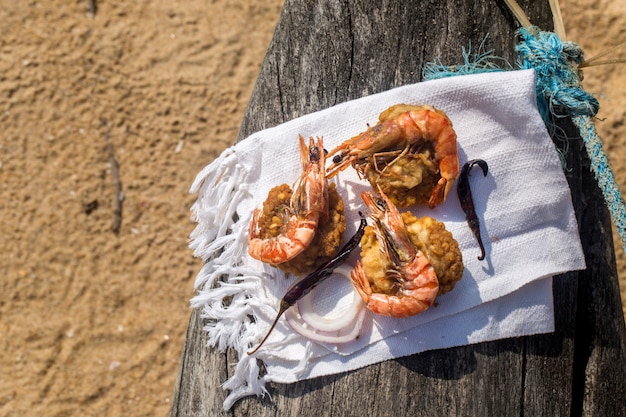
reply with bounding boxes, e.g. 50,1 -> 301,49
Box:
189,69 -> 586,410
189,149 -> 274,408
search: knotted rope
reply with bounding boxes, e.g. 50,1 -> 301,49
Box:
423,27 -> 626,254
516,27 -> 626,254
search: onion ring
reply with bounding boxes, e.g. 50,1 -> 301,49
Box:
284,304 -> 366,344
284,264 -> 366,344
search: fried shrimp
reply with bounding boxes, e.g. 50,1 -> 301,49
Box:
401,213 -> 464,295
326,104 -> 459,208
248,135 -> 329,265
275,182 -> 346,276
350,190 -> 439,317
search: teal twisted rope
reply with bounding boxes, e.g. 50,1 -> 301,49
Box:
516,27 -> 626,254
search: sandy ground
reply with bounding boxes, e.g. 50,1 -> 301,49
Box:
0,1 -> 623,416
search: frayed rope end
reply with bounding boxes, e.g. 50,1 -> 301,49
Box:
516,27 -> 626,255
422,36 -> 512,81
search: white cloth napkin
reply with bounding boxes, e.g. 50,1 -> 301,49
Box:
189,69 -> 586,409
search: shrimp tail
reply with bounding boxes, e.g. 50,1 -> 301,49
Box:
428,178 -> 447,209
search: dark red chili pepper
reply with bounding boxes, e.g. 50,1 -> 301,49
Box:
457,159 -> 488,261
247,212 -> 367,355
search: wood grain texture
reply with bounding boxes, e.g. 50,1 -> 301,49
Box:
169,1 -> 626,416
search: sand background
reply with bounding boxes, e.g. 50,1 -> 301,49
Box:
0,1 -> 623,416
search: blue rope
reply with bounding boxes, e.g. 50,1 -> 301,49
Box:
422,38 -> 512,79
423,27 -> 626,254
516,27 -> 626,254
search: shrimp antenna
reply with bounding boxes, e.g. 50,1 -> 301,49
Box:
247,300 -> 290,355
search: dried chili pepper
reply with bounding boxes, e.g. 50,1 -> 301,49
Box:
248,213 -> 367,354
457,159 -> 488,261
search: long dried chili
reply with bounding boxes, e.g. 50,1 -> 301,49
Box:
457,159 -> 488,261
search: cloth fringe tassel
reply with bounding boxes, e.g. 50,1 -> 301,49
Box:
423,27 -> 626,254
189,149 -> 271,409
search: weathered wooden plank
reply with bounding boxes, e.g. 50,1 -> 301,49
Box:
575,137 -> 626,417
521,118 -> 581,417
170,1 -> 626,416
168,304 -> 230,416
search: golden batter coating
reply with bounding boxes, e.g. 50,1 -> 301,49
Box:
401,213 -> 464,295
254,182 -> 346,276
254,183 -> 293,240
364,146 -> 441,208
358,225 -> 396,295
